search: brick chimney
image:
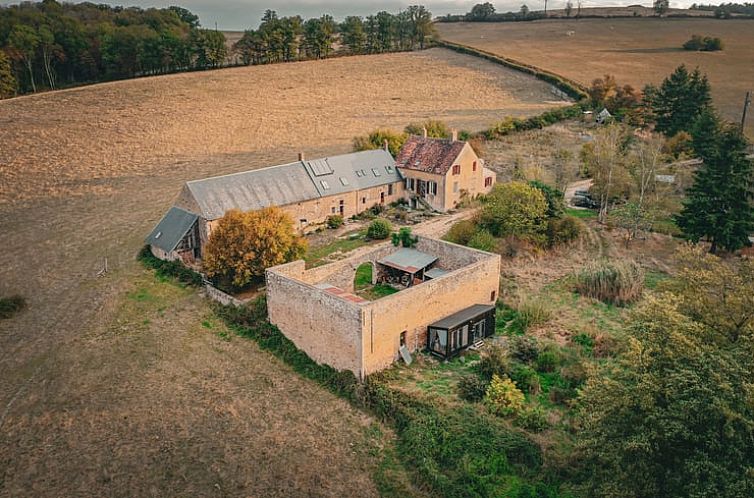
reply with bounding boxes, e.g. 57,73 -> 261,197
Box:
422,127 -> 428,138
451,129 -> 458,141
298,152 -> 305,162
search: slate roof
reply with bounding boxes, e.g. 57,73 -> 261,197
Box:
430,304 -> 495,330
185,162 -> 320,220
182,149 -> 400,220
395,136 -> 466,175
378,248 -> 437,273
303,149 -> 402,197
145,207 -> 198,253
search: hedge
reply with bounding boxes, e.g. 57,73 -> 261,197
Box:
137,245 -> 204,287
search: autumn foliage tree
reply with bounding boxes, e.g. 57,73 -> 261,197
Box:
203,207 -> 307,290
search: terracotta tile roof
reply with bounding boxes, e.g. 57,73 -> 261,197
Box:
395,136 -> 466,175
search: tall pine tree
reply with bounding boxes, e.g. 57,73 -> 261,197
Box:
646,65 -> 712,137
676,109 -> 754,253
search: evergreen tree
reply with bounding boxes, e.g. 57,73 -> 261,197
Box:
676,110 -> 754,253
646,65 -> 712,137
340,16 -> 366,54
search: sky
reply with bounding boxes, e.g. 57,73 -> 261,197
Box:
0,0 -> 699,31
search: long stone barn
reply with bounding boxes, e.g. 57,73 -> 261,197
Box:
266,236 -> 501,378
146,148 -> 405,263
145,134 -> 496,264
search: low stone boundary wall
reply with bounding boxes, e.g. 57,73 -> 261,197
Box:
204,283 -> 246,307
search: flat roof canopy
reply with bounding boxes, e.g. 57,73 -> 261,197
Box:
378,248 -> 437,274
429,304 -> 495,330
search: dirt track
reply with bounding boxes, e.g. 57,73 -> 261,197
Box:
0,48 -> 563,496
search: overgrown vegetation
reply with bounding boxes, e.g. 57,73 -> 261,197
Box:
0,294 -> 26,319
574,259 -> 645,305
137,245 -> 204,286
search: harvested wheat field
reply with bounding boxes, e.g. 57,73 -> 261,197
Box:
438,18 -> 754,137
0,48 -> 561,497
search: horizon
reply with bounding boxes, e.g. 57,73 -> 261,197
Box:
0,0 -> 700,31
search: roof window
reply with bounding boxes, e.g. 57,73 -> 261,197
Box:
321,180 -> 330,190
340,177 -> 349,186
372,168 -> 381,177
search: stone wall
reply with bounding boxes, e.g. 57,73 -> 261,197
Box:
265,237 -> 501,378
266,261 -> 363,375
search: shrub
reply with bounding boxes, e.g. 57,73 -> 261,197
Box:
457,374 -> 489,402
479,182 -> 548,242
367,218 -> 392,239
683,34 -> 724,51
404,119 -> 450,138
575,259 -> 645,305
535,350 -> 559,373
528,180 -> 565,218
510,364 -> 541,395
484,374 -> 525,417
515,405 -> 550,432
467,229 -> 497,252
326,215 -> 344,229
478,345 -> 512,380
391,227 -> 417,248
508,335 -> 540,362
445,219 -> 478,246
352,129 -> 407,156
547,215 -> 584,247
0,295 -> 26,319
572,333 -> 595,355
516,298 -> 552,330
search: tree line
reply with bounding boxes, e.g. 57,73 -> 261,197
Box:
0,1 -> 228,98
232,6 -> 434,66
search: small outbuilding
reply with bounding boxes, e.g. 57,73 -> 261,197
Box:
376,248 -> 438,287
427,304 -> 496,359
145,206 -> 201,262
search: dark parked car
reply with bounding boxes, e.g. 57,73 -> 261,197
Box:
572,193 -> 600,209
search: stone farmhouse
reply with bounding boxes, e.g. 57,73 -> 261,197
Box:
397,132 -> 496,212
266,236 -> 501,378
146,135 -> 495,263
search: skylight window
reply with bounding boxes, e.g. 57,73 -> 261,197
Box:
355,170 -> 363,177
340,177 -> 349,186
321,180 -> 330,190
372,168 -> 381,177
386,166 -> 394,173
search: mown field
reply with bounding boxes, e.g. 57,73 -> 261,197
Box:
438,18 -> 754,138
0,48 -> 564,497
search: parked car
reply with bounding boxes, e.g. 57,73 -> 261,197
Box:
572,193 -> 600,209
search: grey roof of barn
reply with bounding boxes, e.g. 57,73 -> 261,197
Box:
183,149 -> 401,220
145,207 -> 198,253
378,248 -> 437,273
429,304 -> 495,330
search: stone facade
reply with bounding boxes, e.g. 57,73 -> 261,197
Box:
266,237 -> 501,378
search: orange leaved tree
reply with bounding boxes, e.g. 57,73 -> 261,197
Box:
203,207 -> 307,290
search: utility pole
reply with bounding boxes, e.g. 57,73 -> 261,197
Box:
741,91 -> 751,133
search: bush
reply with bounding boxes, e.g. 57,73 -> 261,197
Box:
404,119 -> 450,138
547,215 -> 584,247
391,227 -> 418,248
508,335 -> 540,362
326,214 -> 344,229
468,229 -> 497,252
352,128 -> 407,156
516,298 -> 552,330
367,218 -> 392,239
515,405 -> 550,432
478,345 -> 512,380
0,295 -> 26,319
445,219 -> 478,246
457,374 -> 489,402
528,180 -> 565,219
535,350 -> 559,373
479,182 -> 548,241
575,259 -> 645,305
510,365 -> 541,395
683,34 -> 724,51
484,374 -> 525,417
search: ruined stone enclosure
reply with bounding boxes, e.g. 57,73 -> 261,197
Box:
266,237 -> 501,378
